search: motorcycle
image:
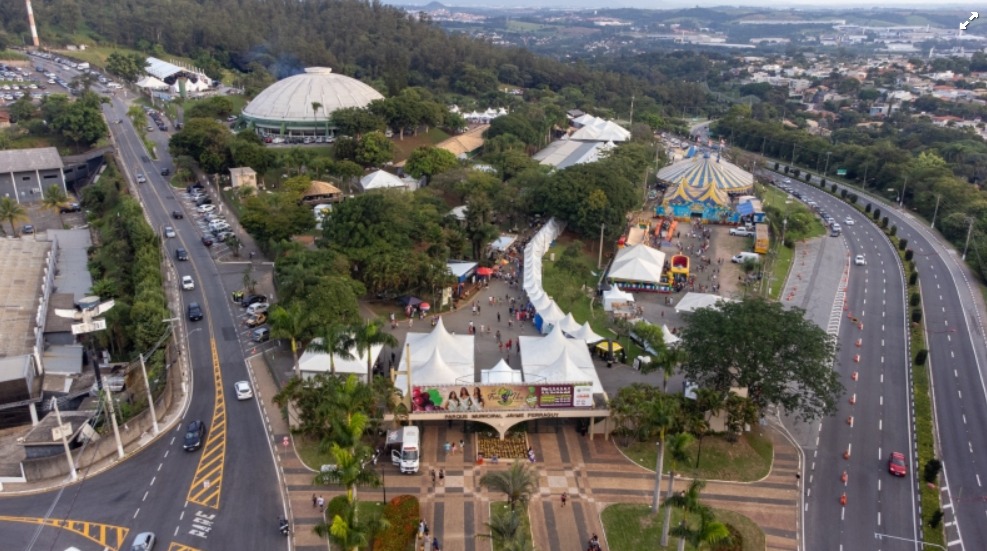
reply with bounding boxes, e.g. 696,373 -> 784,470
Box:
279,517 -> 290,536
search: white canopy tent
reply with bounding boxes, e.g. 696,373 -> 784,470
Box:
298,340 -> 383,382
530,292 -> 553,312
489,234 -> 517,253
394,318 -> 474,393
536,300 -> 566,334
674,292 -> 737,314
567,322 -> 605,345
360,170 -> 416,191
520,326 -> 604,394
602,287 -> 636,312
558,313 -> 582,334
481,359 -> 524,384
608,244 -> 666,285
662,324 -> 681,347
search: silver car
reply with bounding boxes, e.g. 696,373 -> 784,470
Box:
130,532 -> 155,551
235,380 -> 253,400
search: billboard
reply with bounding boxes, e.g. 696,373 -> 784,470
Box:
411,383 -> 593,413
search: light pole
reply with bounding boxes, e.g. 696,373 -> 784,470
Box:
873,532 -> 945,550
50,397 -> 78,481
597,223 -> 605,270
824,151 -> 832,178
138,353 -> 159,435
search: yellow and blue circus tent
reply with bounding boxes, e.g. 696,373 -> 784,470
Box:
660,180 -> 734,222
656,151 -> 753,196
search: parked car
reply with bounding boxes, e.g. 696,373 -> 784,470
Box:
21,224 -> 35,234
246,302 -> 270,315
242,294 -> 267,308
196,204 -> 216,213
181,275 -> 194,291
59,202 -> 82,213
201,236 -> 214,247
245,312 -> 267,327
251,326 -> 270,342
235,380 -> 253,400
183,420 -> 207,451
729,227 -> 755,237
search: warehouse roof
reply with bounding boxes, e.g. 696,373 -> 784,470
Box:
0,147 -> 63,173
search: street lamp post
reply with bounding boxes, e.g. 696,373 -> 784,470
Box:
824,151 -> 832,178
139,353 -> 159,435
873,532 -> 945,550
50,397 -> 78,481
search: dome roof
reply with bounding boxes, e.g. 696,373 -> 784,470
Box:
657,151 -> 753,195
242,67 -> 383,124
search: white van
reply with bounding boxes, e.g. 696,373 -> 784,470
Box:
388,426 -> 421,474
731,252 -> 762,264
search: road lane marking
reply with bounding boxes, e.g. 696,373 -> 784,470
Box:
186,338 -> 227,509
0,516 -> 128,551
168,544 -> 204,551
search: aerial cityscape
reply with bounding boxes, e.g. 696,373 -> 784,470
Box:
1,1 -> 987,550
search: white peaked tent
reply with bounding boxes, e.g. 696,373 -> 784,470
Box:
570,117 -> 631,142
662,324 -> 681,347
568,322 -> 605,345
520,326 -> 604,394
536,300 -> 566,333
603,287 -> 636,312
360,170 -> 414,191
394,318 -> 474,393
481,359 -> 524,383
530,291 -> 553,312
609,244 -> 666,285
558,313 -> 582,334
674,292 -> 736,314
520,325 -> 570,369
298,340 -> 383,382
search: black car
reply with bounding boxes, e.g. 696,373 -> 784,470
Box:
187,302 -> 203,322
183,420 -> 207,451
172,210 -> 184,219
59,202 -> 81,213
160,167 -> 170,176
241,294 -> 268,308
175,247 -> 189,261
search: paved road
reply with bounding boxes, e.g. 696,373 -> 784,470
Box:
765,174 -> 919,550
0,68 -> 286,551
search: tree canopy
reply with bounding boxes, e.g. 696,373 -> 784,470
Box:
677,298 -> 841,422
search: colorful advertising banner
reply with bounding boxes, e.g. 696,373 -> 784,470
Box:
411,383 -> 593,413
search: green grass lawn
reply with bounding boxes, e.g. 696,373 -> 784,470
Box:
294,434 -> 335,470
619,430 -> 773,482
0,50 -> 28,61
768,243 -> 794,300
391,128 -> 450,162
602,503 -> 763,551
488,502 -> 533,551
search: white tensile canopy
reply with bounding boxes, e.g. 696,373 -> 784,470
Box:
536,300 -> 566,333
481,359 -> 524,383
674,292 -> 737,314
558,313 -> 582,334
298,340 -> 383,382
567,322 -> 605,345
662,324 -> 681,347
608,244 -> 666,284
360,170 -> 413,191
603,287 -> 636,312
529,291 -> 553,312
394,318 -> 474,392
520,326 -> 604,394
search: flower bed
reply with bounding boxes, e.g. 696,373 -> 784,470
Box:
477,432 -> 529,460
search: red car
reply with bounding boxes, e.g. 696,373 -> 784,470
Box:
201,236 -> 214,247
888,452 -> 907,476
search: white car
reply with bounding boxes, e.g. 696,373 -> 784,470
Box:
197,204 -> 216,213
246,302 -> 270,315
844,217 -> 854,225
729,227 -> 755,237
164,226 -> 176,238
854,255 -> 866,266
136,173 -> 147,184
235,380 -> 253,400
181,275 -> 195,290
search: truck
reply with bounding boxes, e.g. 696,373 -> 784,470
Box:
388,426 -> 421,474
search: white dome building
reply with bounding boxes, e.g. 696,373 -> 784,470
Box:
242,67 -> 384,140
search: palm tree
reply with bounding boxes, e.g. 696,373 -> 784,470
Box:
351,318 -> 398,383
316,498 -> 370,551
310,323 -> 356,376
647,393 -> 679,514
478,507 -> 534,551
268,303 -> 313,378
691,389 -> 726,468
652,344 -> 686,392
0,197 -> 27,236
316,441 -> 379,504
667,479 -> 731,551
479,461 -> 538,511
661,432 -> 695,546
42,184 -> 69,228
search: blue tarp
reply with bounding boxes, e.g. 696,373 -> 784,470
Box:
737,201 -> 755,215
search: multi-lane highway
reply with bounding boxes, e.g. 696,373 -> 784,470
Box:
0,59 -> 286,551
766,174 -> 921,550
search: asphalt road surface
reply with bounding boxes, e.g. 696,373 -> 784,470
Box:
767,174 -> 920,550
0,74 -> 286,551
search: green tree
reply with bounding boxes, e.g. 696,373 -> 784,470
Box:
661,432 -> 696,547
309,323 -> 356,376
106,51 -> 147,82
0,197 -> 28,236
647,392 -> 680,522
354,131 -> 395,167
8,96 -> 37,123
169,118 -> 233,174
240,191 -> 315,244
479,461 -> 538,511
268,302 -> 313,378
42,184 -> 69,228
405,146 -> 459,181
667,479 -> 731,550
331,107 -> 384,138
678,298 -> 841,421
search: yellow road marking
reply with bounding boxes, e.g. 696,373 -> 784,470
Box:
0,515 -> 128,551
168,543 -> 204,551
187,338 -> 227,508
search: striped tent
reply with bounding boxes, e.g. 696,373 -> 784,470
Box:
660,180 -> 733,222
656,151 -> 753,195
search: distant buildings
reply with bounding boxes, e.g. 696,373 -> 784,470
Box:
0,147 -> 67,204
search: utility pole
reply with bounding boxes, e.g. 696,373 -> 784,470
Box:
139,353 -> 159,435
790,143 -> 797,168
962,217 -> 976,260
824,151 -> 832,178
598,223 -> 606,270
51,397 -> 78,481
629,95 -> 635,128
899,175 -> 908,208
931,194 -> 941,229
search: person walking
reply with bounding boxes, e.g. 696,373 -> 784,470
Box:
497,312 -> 501,323
317,495 -> 325,513
561,491 -> 567,507
312,493 -> 317,508
431,468 -> 437,486
439,468 -> 445,484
